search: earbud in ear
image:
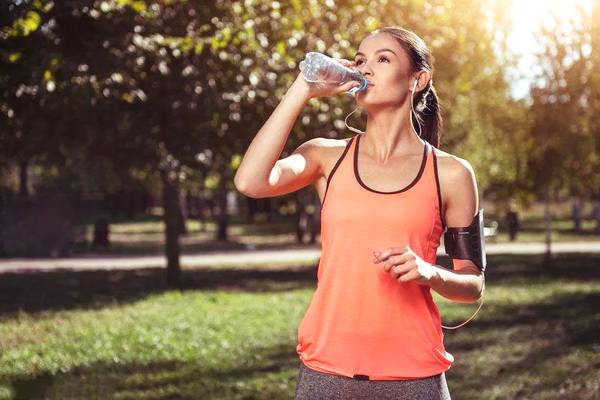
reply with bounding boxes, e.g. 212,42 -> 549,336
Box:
412,79 -> 418,92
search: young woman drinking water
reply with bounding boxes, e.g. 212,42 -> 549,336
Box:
234,26 -> 485,400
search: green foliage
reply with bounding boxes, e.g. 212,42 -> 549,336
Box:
2,10 -> 42,38
528,5 -> 597,199
0,0 -> 597,205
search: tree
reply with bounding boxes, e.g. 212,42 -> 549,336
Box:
528,4 -> 593,263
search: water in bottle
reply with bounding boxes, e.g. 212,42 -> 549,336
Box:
299,52 -> 369,95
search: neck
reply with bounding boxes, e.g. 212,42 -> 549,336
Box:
361,102 -> 423,164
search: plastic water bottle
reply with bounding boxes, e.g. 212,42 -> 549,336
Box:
299,52 -> 369,95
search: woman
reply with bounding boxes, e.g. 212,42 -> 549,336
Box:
234,26 -> 485,400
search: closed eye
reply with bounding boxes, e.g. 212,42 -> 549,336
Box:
354,56 -> 389,65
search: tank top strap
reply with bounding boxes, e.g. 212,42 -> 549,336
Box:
428,142 -> 447,231
320,136 -> 355,208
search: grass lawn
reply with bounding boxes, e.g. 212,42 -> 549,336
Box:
0,253 -> 599,399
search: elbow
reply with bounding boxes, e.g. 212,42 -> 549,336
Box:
467,294 -> 481,304
455,295 -> 479,304
458,292 -> 481,304
234,175 -> 264,198
234,176 -> 254,197
471,276 -> 485,303
457,276 -> 485,304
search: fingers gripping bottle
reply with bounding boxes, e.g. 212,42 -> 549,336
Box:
299,52 -> 369,95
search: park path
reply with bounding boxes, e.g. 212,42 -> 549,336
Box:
1,241 -> 599,274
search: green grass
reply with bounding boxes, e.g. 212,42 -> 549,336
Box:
0,253 -> 599,399
0,289 -> 308,399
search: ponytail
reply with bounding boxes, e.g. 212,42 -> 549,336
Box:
411,81 -> 443,148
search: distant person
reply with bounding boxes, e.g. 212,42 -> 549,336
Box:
572,196 -> 582,233
295,187 -> 321,244
306,190 -> 321,244
591,199 -> 600,234
505,198 -> 520,241
235,26 -> 488,399
92,216 -> 110,249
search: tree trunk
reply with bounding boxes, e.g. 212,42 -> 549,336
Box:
18,159 -> 29,198
161,171 -> 182,289
216,157 -> 229,241
177,189 -> 188,235
543,185 -> 552,266
571,197 -> 582,233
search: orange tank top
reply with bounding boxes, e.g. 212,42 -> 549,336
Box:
296,133 -> 454,380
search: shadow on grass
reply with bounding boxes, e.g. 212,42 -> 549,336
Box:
2,253 -> 600,318
4,343 -> 301,400
435,253 -> 600,399
0,263 -> 319,318
443,289 -> 600,399
3,290 -> 599,399
1,253 -> 599,399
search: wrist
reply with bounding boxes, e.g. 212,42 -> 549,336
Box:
428,264 -> 445,288
288,78 -> 312,102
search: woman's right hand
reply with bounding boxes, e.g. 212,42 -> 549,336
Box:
292,58 -> 362,100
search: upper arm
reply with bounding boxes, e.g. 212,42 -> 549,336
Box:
443,157 -> 483,275
241,138 -> 324,198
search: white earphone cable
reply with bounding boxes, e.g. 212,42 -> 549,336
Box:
344,102 -> 364,134
441,293 -> 485,330
409,79 -> 422,137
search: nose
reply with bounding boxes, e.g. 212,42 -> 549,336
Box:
357,63 -> 373,78
359,69 -> 372,84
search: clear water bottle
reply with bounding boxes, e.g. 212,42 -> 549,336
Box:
299,52 -> 369,95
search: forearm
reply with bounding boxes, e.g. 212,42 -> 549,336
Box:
428,264 -> 484,304
234,82 -> 310,191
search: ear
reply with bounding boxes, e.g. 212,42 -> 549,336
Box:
413,70 -> 431,92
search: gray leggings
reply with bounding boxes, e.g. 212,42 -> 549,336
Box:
294,361 -> 452,400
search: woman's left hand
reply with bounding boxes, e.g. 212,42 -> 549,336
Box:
373,246 -> 439,286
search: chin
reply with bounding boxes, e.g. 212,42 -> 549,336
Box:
356,92 -> 375,106
356,96 -> 389,109
357,92 -> 404,110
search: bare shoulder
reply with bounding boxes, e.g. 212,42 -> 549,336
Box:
432,147 -> 476,184
432,147 -> 479,213
307,136 -> 352,170
290,136 -> 352,184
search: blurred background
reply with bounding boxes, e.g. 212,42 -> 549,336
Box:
0,0 -> 599,399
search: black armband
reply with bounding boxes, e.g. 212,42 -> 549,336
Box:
443,208 -> 487,272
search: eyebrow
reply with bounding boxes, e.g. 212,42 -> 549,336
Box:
355,48 -> 397,57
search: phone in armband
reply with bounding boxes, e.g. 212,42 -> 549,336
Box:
440,208 -> 487,330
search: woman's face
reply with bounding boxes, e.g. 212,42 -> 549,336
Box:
353,33 -> 417,109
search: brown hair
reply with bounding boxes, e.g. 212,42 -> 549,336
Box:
371,26 -> 443,148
